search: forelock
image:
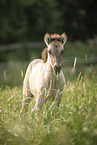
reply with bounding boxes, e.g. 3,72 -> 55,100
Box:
50,34 -> 61,42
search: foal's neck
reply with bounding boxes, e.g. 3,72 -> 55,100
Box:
46,53 -> 53,70
46,54 -> 56,76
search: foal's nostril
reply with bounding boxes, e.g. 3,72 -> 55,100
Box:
54,65 -> 61,74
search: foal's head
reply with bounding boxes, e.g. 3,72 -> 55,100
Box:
44,33 -> 67,74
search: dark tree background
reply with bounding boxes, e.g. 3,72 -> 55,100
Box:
0,0 -> 97,44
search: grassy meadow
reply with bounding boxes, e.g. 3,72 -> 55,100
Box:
0,70 -> 97,145
0,41 -> 97,145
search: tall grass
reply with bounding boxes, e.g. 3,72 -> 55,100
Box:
0,40 -> 97,144
0,70 -> 97,145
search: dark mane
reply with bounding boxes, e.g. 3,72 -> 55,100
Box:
41,47 -> 48,62
50,34 -> 61,42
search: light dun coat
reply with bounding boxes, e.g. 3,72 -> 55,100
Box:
23,33 -> 67,111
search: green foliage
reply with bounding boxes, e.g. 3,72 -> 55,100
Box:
0,0 -> 62,44
0,71 -> 97,145
0,0 -> 97,44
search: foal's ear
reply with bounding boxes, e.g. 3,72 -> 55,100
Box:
60,33 -> 67,46
44,33 -> 51,46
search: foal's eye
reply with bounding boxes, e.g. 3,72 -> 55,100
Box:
48,49 -> 52,54
61,50 -> 64,55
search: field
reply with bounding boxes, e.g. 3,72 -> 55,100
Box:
0,69 -> 97,145
0,41 -> 97,145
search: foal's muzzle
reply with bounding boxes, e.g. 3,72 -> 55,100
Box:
54,65 -> 61,74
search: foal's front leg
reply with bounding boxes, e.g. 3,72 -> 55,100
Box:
56,94 -> 62,107
35,93 -> 47,110
22,88 -> 34,113
54,89 -> 63,107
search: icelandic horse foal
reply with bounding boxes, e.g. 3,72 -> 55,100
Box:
23,33 -> 67,111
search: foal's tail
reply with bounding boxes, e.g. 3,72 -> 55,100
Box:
41,48 -> 48,62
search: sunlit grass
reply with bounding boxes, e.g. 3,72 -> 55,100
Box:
0,70 -> 97,145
